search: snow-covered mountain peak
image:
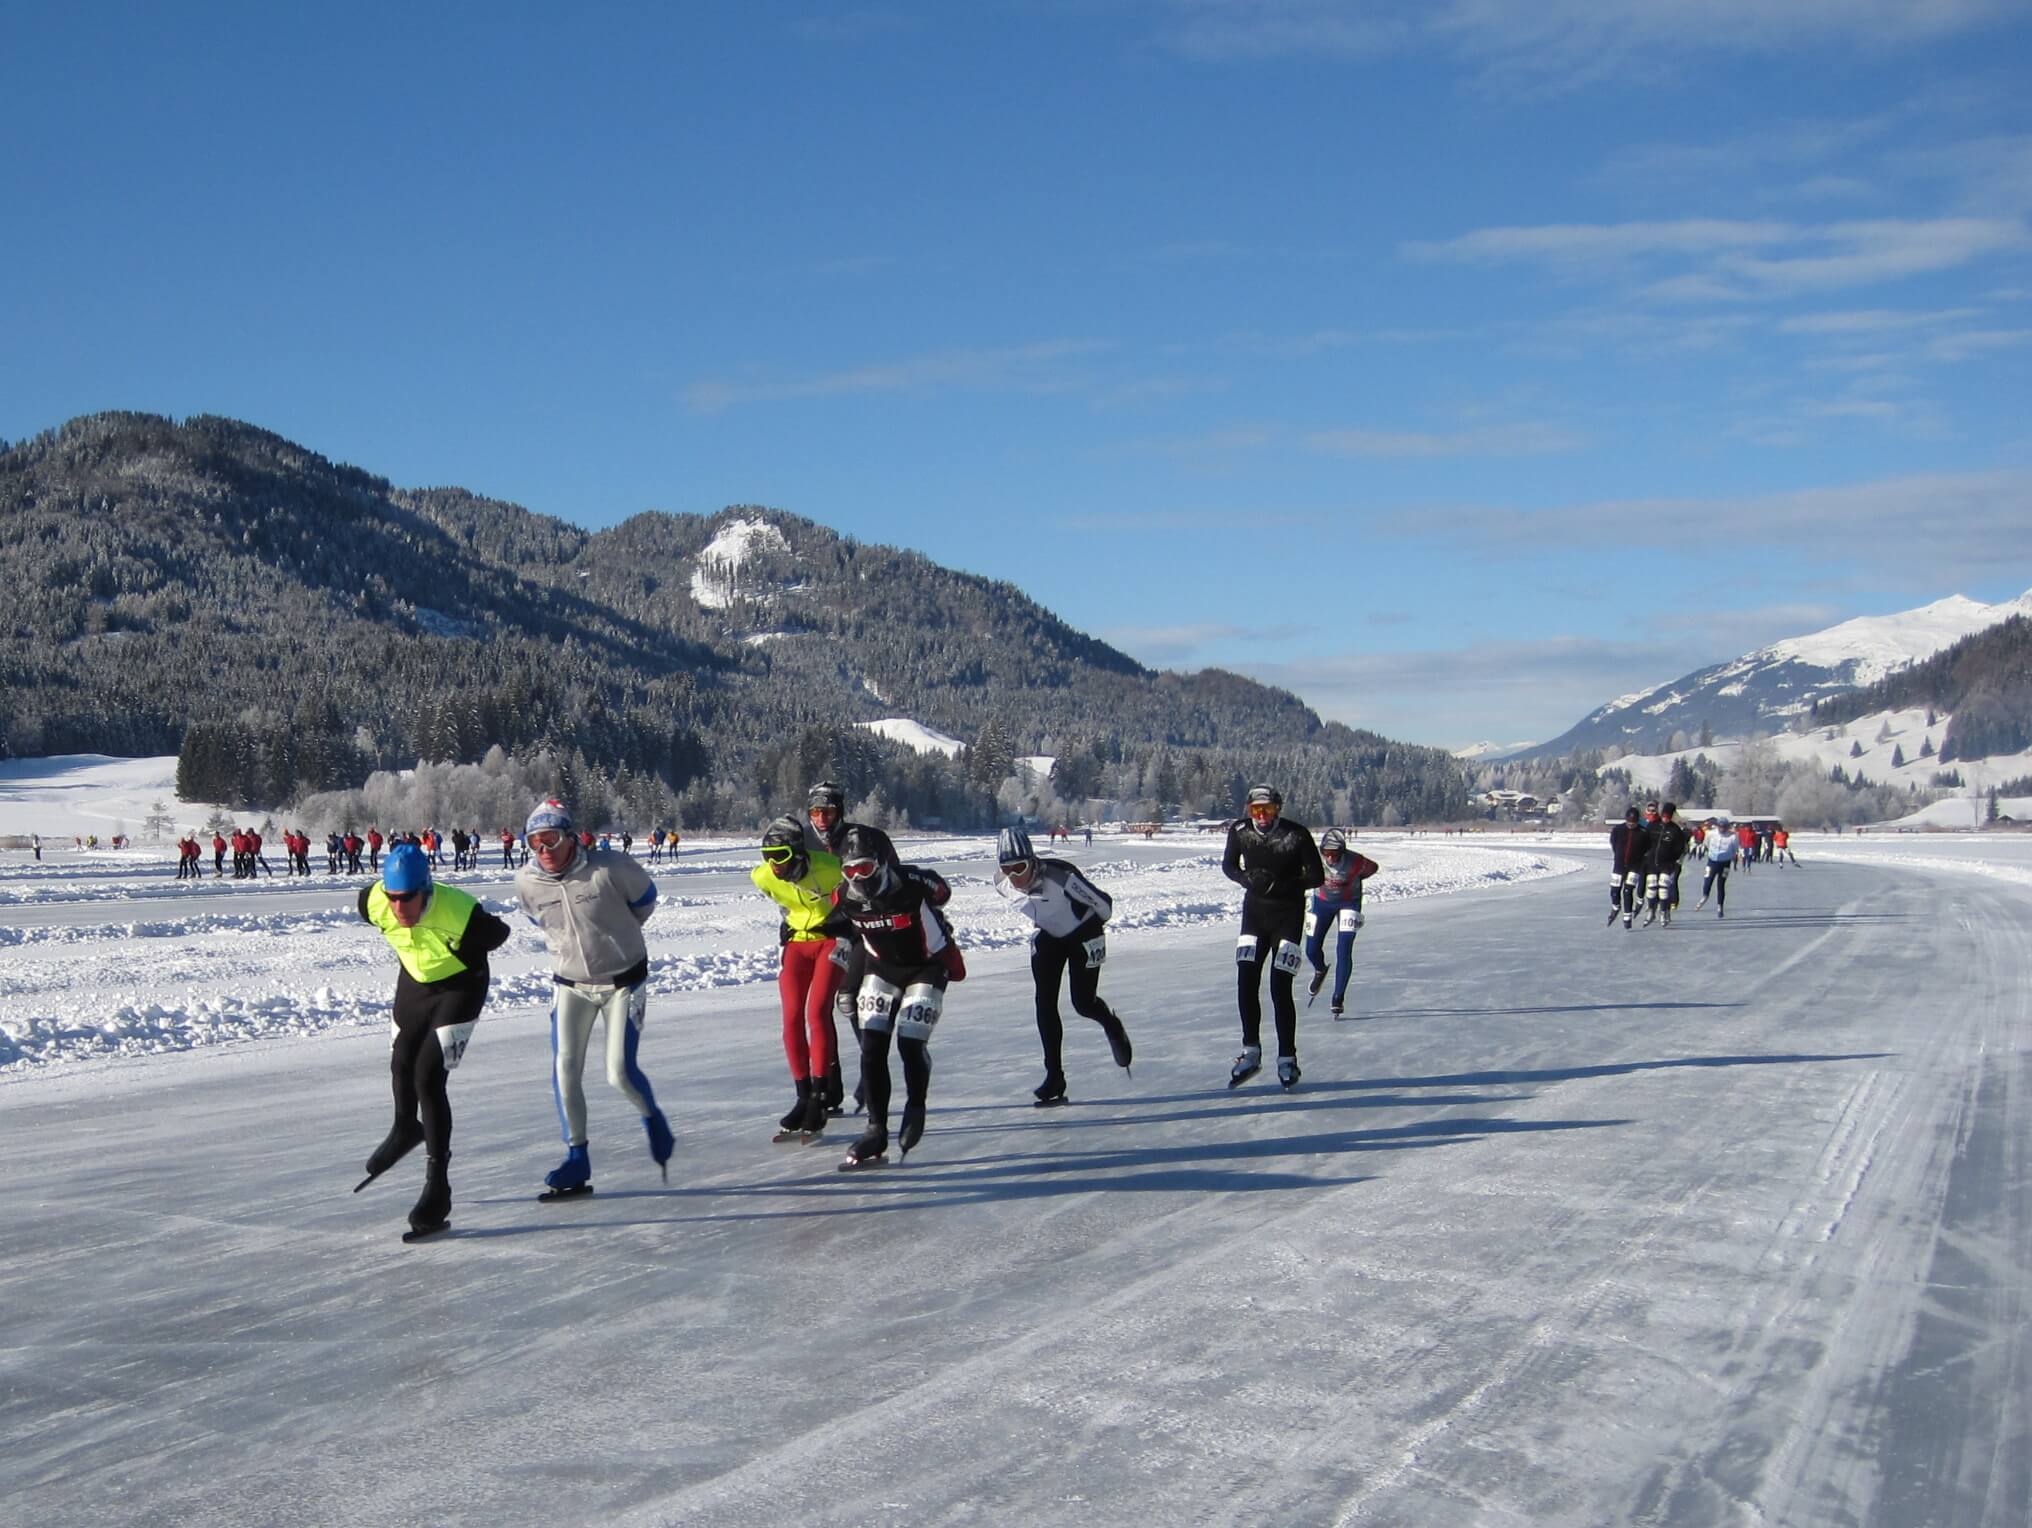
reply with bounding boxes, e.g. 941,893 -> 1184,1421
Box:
1529,583 -> 2032,758
691,517 -> 794,610
1759,591 -> 2028,683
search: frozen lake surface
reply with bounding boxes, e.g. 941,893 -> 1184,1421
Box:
3,832 -> 2027,1525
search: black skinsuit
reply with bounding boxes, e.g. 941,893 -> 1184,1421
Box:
1222,815 -> 1325,1058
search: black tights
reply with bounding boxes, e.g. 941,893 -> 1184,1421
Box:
858,1027 -> 930,1131
1032,931 -> 1117,1074
390,1020 -> 453,1159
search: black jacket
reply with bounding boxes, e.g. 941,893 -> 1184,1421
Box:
1222,816 -> 1325,905
1646,820 -> 1691,871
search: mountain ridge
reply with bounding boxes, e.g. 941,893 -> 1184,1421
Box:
1524,587 -> 2032,759
0,411 -> 1465,827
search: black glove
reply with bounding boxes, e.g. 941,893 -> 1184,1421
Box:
778,921 -> 792,946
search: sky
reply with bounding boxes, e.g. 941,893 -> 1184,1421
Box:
3,0 -> 2030,752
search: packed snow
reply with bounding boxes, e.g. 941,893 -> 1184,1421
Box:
4,756 -> 2029,1526
855,717 -> 967,757
690,516 -> 792,610
0,826 -> 1579,1073
1599,705 -> 2032,809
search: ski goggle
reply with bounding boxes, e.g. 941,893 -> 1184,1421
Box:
528,830 -> 570,851
760,844 -> 798,863
1247,803 -> 1279,821
808,805 -> 840,822
840,858 -> 881,880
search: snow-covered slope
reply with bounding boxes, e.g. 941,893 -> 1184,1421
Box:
1530,588 -> 2032,758
855,718 -> 966,758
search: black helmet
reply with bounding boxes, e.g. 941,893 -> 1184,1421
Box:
1245,784 -> 1282,809
807,781 -> 845,813
838,824 -> 894,901
996,826 -> 1035,868
760,814 -> 810,878
1320,828 -> 1346,855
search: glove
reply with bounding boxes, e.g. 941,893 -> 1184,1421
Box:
937,943 -> 967,982
778,921 -> 793,947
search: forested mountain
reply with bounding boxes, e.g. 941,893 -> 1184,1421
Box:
1811,615 -> 2032,762
1522,589 -> 2032,760
0,413 -> 1464,828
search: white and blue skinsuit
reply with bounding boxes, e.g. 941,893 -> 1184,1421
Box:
515,845 -> 663,1146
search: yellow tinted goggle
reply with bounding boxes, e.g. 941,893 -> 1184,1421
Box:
761,844 -> 798,863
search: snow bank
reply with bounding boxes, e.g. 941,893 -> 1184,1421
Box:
0,833 -> 1583,1075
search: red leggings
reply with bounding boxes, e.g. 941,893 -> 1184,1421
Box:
779,939 -> 840,1080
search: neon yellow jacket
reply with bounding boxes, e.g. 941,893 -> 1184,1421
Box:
750,851 -> 844,941
364,882 -> 491,984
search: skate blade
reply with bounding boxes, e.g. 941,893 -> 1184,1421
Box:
837,1154 -> 889,1172
1033,1095 -> 1070,1109
1227,1073 -> 1259,1089
771,1129 -> 807,1143
536,1183 -> 595,1203
352,1174 -> 377,1194
401,1221 -> 451,1243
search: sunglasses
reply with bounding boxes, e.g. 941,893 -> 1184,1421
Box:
760,844 -> 798,863
529,830 -> 569,851
1247,804 -> 1279,817
386,889 -> 423,905
840,858 -> 881,880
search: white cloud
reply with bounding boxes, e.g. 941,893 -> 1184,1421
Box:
1306,423 -> 1587,457
1369,470 -> 2032,583
683,340 -> 1111,411
1150,1 -> 2021,77
1778,307 -> 1981,334
1410,216 -> 2028,302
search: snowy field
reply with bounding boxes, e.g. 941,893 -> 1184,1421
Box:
3,799 -> 2030,1524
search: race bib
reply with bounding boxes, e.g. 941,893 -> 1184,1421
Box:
1082,934 -> 1107,967
434,1021 -> 476,1071
1271,941 -> 1304,976
896,982 -> 944,1039
857,975 -> 902,1032
1235,934 -> 1259,966
1338,908 -> 1363,933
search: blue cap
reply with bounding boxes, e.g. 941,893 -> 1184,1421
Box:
526,799 -> 574,836
382,842 -> 431,895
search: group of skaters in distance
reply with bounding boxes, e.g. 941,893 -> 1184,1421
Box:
349,779 -> 1380,1242
171,823 -> 687,881
1607,800 -> 1801,929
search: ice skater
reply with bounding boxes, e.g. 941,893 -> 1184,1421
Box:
833,826 -> 966,1168
1304,830 -> 1377,1018
353,842 -> 511,1241
1643,803 -> 1690,926
992,826 -> 1131,1105
515,799 -> 671,1199
1697,820 -> 1738,917
1221,785 -> 1325,1091
750,814 -> 845,1144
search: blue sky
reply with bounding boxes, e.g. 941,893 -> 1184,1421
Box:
4,1 -> 2029,750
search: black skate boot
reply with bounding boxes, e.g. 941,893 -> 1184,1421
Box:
798,1086 -> 829,1142
839,1124 -> 889,1172
403,1156 -> 451,1242
898,1101 -> 926,1159
1102,1018 -> 1133,1073
1307,966 -> 1327,1001
355,1118 -> 426,1192
824,1056 -> 845,1115
1228,1046 -> 1262,1088
1277,1055 -> 1302,1091
1033,1071 -> 1069,1107
775,1079 -> 815,1143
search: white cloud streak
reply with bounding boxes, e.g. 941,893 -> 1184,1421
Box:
683,340 -> 1112,412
